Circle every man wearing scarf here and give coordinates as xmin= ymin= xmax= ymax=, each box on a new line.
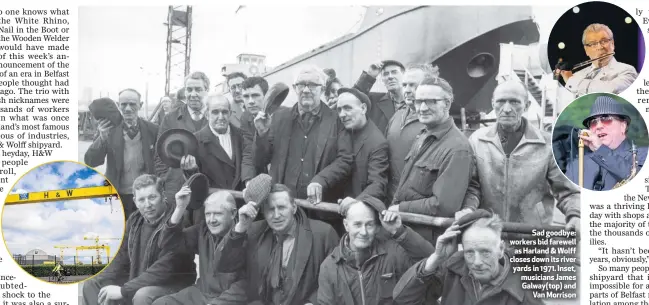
xmin=394 ymin=210 xmax=544 ymax=305
xmin=462 ymin=80 xmax=580 ymax=237
xmin=153 ymin=189 xmax=247 ymax=305
xmin=84 ymin=90 xmax=159 ymax=218
xmin=217 ymin=184 xmax=339 ymax=305
xmin=318 ymin=196 xmax=434 ymax=305
xmin=82 ymin=175 xmax=196 ymax=305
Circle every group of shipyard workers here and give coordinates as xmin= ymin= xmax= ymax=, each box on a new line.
xmin=82 ymin=51 xmax=585 ymax=304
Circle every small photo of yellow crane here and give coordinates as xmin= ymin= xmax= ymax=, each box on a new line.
xmin=1 ymin=160 xmax=126 ymax=285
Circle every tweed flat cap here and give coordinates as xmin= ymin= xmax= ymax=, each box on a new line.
xmin=244 ymin=174 xmax=273 ymax=209
xmin=338 ymin=88 xmax=372 ymax=112
xmin=381 ymin=60 xmax=405 ymax=71
xmin=583 ymin=95 xmax=630 ymax=127
xmin=456 ymin=209 xmax=493 ymax=231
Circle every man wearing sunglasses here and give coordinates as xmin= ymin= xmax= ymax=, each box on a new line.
xmin=390 ymin=76 xmax=474 ymax=243
xmin=556 ymin=23 xmax=638 ymax=98
xmin=566 ymin=95 xmax=648 ymax=191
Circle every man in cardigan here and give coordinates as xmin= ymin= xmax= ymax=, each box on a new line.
xmin=153 ymin=189 xmax=247 ymax=305
xmin=84 ymin=91 xmax=158 ymax=218
xmin=82 ymin=174 xmax=196 ymax=305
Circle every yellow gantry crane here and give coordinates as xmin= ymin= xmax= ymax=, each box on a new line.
xmin=53 ymin=245 xmax=76 ymax=262
xmin=76 ymin=245 xmax=111 ymax=265
xmin=5 ymin=183 xmax=119 ymax=205
xmin=84 ymin=236 xmax=120 ymax=264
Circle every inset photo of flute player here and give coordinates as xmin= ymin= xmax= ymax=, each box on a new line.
xmin=547 ymin=1 xmax=644 ymax=99
xmin=552 ymin=94 xmax=648 ymax=191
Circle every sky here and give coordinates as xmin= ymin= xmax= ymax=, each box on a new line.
xmin=2 ymin=161 xmax=125 ymax=264
xmin=78 ymin=5 xmax=570 ymax=115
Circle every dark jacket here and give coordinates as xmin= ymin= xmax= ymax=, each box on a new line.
xmin=566 ymin=139 xmax=648 ymax=191
xmin=217 ymin=208 xmax=340 ymax=305
xmin=346 ymin=120 xmax=389 ymax=202
xmin=100 ymin=208 xmax=197 ymax=300
xmin=185 ymin=124 xmax=245 ymax=191
xmin=253 ymin=103 xmax=353 ymax=201
xmin=393 ymin=252 xmax=544 ymax=305
xmin=155 ymin=106 xmax=208 ymax=201
xmin=161 ymin=221 xmax=247 ymax=305
xmin=354 ymin=71 xmax=399 ymax=134
xmin=318 ymin=226 xmax=434 ymax=305
xmin=84 ymin=118 xmax=158 ymax=192
xmin=240 ymin=110 xmax=268 ymax=183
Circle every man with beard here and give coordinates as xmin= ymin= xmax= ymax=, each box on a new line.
xmin=556 ymin=23 xmax=638 ymax=98
xmin=85 ymin=90 xmax=158 ymax=217
xmin=566 ymin=95 xmax=648 ymax=191
xmin=153 ymin=189 xmax=247 ymax=305
xmin=226 ymin=72 xmax=248 ymax=128
xmin=180 ymin=94 xmax=245 ymax=223
xmin=318 ymin=198 xmax=434 ymax=305
xmin=390 ymin=76 xmax=474 ymax=242
xmin=393 ymin=210 xmax=544 ymax=305
xmin=335 ymin=88 xmax=389 ymax=205
xmin=252 ymin=65 xmax=352 ymax=207
xmin=156 ymin=72 xmax=210 ymax=222
xmin=240 ymin=76 xmax=269 ymax=185
xmin=353 ymin=60 xmax=406 ymax=133
xmin=385 ymin=64 xmax=437 ymax=202
xmin=82 ymin=174 xmax=196 ymax=305
xmin=218 ymin=184 xmax=339 ymax=305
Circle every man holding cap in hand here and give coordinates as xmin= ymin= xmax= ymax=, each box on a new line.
xmin=318 ymin=195 xmax=434 ymax=305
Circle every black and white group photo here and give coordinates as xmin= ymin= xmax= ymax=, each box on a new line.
xmin=77 ymin=5 xmax=588 ymax=305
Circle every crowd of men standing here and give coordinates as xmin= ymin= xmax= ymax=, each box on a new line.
xmin=82 ymin=60 xmax=581 ymax=305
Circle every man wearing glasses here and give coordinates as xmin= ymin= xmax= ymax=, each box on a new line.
xmin=556 ymin=23 xmax=638 ymax=97
xmin=566 ymin=95 xmax=648 ymax=191
xmin=390 ymin=76 xmax=474 ymax=243
xmin=253 ymin=65 xmax=352 ymax=233
xmin=85 ymin=90 xmax=159 ymax=218
xmin=226 ymin=72 xmax=248 ymax=128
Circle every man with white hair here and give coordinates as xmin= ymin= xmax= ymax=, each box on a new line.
xmin=556 ymin=23 xmax=638 ymax=97
xmin=252 ymin=64 xmax=352 ymax=231
xmin=153 ymin=189 xmax=247 ymax=305
xmin=393 ymin=210 xmax=544 ymax=305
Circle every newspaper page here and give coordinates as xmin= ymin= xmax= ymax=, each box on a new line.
xmin=0 ymin=1 xmax=647 ymax=305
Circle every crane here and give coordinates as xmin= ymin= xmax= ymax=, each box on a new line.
xmin=5 ymin=183 xmax=118 ymax=205
xmin=76 ymin=245 xmax=111 ymax=265
xmin=84 ymin=236 xmax=120 ymax=264
xmin=53 ymin=245 xmax=76 ymax=263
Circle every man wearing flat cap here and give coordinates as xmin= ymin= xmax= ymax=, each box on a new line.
xmin=463 ymin=80 xmax=580 ymax=235
xmin=85 ymin=90 xmax=159 ymax=217
xmin=318 ymin=196 xmax=434 ymax=305
xmin=566 ymin=95 xmax=648 ymax=191
xmin=335 ymin=88 xmax=389 ymax=206
xmin=217 ymin=183 xmax=339 ymax=305
xmin=393 ymin=210 xmax=544 ymax=305
xmin=156 ymin=71 xmax=211 ymax=222
xmin=556 ymin=23 xmax=638 ymax=98
xmin=353 ymin=60 xmax=406 ymax=133
xmin=153 ymin=188 xmax=247 ymax=305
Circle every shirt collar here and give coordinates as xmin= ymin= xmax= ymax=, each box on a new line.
xmin=210 ymin=124 xmax=230 ymax=137
xmin=419 ymin=116 xmax=455 ymax=140
xmin=589 ymin=56 xmax=617 ymax=71
xmin=293 ymin=101 xmax=323 ymax=119
xmin=123 ymin=119 xmax=138 ymax=129
xmin=187 ymin=104 xmax=206 ymax=117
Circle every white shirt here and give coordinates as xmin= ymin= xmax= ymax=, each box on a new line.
xmin=564 ymin=57 xmax=638 ymax=98
xmin=210 ymin=125 xmax=233 ymax=160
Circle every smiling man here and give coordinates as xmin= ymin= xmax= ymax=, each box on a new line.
xmin=556 ymin=23 xmax=638 ymax=97
xmin=566 ymin=95 xmax=648 ymax=191
xmin=218 ymin=184 xmax=339 ymax=305
xmin=390 ymin=76 xmax=474 ymax=243
xmin=153 ymin=189 xmax=247 ymax=305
